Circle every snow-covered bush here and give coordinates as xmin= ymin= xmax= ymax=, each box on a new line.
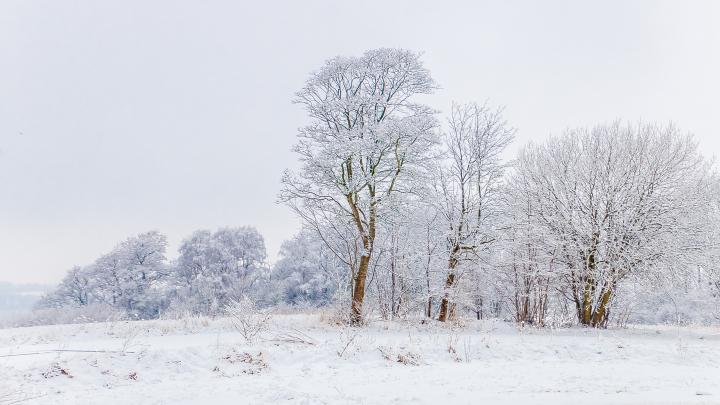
xmin=225 ymin=296 xmax=273 ymax=343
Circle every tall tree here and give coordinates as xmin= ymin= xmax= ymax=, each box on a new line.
xmin=281 ymin=48 xmax=437 ymax=324
xmin=432 ymin=103 xmax=514 ymax=321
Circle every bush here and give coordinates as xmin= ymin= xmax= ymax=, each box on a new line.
xmin=225 ymin=296 xmax=273 ymax=343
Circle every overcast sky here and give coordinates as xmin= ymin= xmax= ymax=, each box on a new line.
xmin=1 ymin=1 xmax=719 ymax=284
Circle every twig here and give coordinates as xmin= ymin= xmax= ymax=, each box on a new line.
xmin=0 ymin=349 xmax=135 ymax=358
xmin=267 ymin=328 xmax=316 ymax=345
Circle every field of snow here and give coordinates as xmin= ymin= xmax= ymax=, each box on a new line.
xmin=1 ymin=313 xmax=719 ymax=404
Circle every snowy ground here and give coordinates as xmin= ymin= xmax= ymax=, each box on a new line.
xmin=1 ymin=313 xmax=719 ymax=404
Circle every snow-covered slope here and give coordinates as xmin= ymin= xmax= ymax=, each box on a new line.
xmin=2 ymin=314 xmax=719 ymax=404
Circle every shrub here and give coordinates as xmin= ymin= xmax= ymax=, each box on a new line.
xmin=225 ymin=296 xmax=273 ymax=343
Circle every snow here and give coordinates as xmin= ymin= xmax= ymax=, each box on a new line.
xmin=2 ymin=313 xmax=719 ymax=404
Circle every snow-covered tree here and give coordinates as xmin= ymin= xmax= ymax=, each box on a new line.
xmin=266 ymin=229 xmax=344 ymax=307
xmin=39 ymin=231 xmax=169 ymax=319
xmin=93 ymin=231 xmax=168 ymax=318
xmin=170 ymin=226 xmax=267 ymax=314
xmin=508 ymin=122 xmax=718 ymax=327
xmin=431 ymin=102 xmax=514 ymax=321
xmin=37 ymin=266 xmax=92 ymax=308
xmin=281 ymin=48 xmax=438 ymax=324
xmin=495 ymin=179 xmax=558 ymax=326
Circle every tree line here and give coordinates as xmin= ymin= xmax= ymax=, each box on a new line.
xmin=38 ymin=228 xmax=342 ymax=319
xmin=279 ymin=48 xmax=720 ymax=327
xmin=41 ymin=48 xmax=720 ymax=327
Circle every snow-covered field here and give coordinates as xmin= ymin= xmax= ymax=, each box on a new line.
xmin=2 ymin=313 xmax=719 ymax=404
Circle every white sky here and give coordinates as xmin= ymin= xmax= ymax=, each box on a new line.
xmin=1 ymin=1 xmax=719 ymax=284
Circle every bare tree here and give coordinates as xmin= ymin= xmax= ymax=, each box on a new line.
xmin=432 ymin=103 xmax=514 ymax=322
xmin=509 ymin=122 xmax=718 ymax=327
xmin=36 ymin=266 xmax=91 ymax=308
xmin=498 ymin=184 xmax=556 ymax=326
xmin=173 ymin=227 xmax=267 ymax=314
xmin=38 ymin=231 xmax=169 ymax=319
xmin=280 ymin=48 xmax=437 ymax=324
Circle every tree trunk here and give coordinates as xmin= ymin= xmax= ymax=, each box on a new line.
xmin=576 ymin=251 xmax=598 ymax=326
xmin=350 ymin=254 xmax=370 ymax=325
xmin=590 ymin=284 xmax=613 ymax=327
xmin=581 ymin=278 xmax=595 ymax=325
xmin=438 ymin=248 xmax=459 ymax=322
xmin=390 ymin=257 xmax=397 ymax=318
xmin=345 ymin=185 xmax=376 ymax=325
xmin=425 ymin=259 xmax=433 ymax=318
xmin=575 ymin=279 xmax=614 ymax=328
xmin=437 ymin=272 xmax=455 ymax=322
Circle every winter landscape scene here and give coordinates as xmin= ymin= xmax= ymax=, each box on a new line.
xmin=2 ymin=1 xmax=720 ymax=404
